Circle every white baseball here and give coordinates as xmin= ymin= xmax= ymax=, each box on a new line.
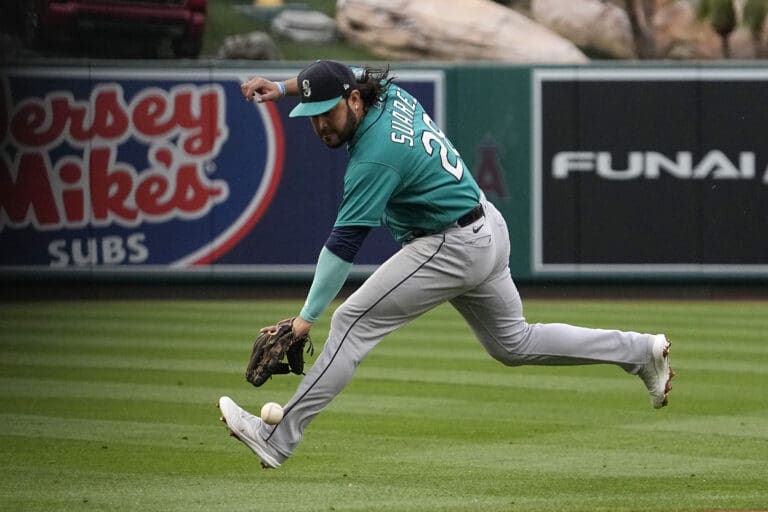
xmin=260 ymin=402 xmax=284 ymax=425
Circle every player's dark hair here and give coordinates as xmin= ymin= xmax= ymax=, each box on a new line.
xmin=344 ymin=65 xmax=394 ymax=111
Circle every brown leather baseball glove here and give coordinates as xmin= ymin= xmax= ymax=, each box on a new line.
xmin=245 ymin=318 xmax=314 ymax=387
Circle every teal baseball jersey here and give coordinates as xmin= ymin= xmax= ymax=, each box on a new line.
xmin=334 ymin=84 xmax=481 ymax=242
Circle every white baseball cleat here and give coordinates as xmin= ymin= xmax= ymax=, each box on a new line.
xmin=638 ymin=334 xmax=674 ymax=409
xmin=218 ymin=396 xmax=282 ymax=469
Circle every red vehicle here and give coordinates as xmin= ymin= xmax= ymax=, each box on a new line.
xmin=21 ymin=0 xmax=207 ymax=58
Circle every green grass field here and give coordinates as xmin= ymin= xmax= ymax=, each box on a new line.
xmin=2 ymin=298 xmax=767 ymax=511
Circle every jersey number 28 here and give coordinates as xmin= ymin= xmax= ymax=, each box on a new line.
xmin=420 ymin=113 xmax=464 ymax=181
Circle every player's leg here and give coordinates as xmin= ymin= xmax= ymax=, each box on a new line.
xmin=449 ymin=200 xmax=672 ymax=405
xmin=450 ymin=270 xmax=650 ymax=371
xmin=262 ymin=232 xmax=482 ymax=460
xmin=450 ymin=272 xmax=672 ymax=407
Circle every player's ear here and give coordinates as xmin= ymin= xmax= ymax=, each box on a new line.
xmin=348 ymin=90 xmax=363 ymax=113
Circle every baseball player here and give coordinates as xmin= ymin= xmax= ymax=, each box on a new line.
xmin=218 ymin=60 xmax=674 ymax=469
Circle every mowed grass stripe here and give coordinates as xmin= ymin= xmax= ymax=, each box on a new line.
xmin=11 ymin=340 xmax=762 ymax=376
xmin=1 ymin=299 xmax=297 ymax=319
xmin=0 ymin=376 xmax=239 ymax=404
xmin=0 ymin=414 xmax=225 ymax=451
xmin=522 ymin=299 xmax=768 ymax=316
xmin=1 ymin=320 xmax=254 ymax=346
xmin=620 ymin=414 xmax=768 ymax=439
xmin=0 ymin=331 xmax=253 ymax=353
xmin=5 ymin=355 xmax=761 ymax=405
xmin=388 ymin=438 xmax=765 ymax=477
xmin=4 ymin=419 xmax=761 ymax=511
xmin=0 ymin=368 xmax=647 ymax=403
xmin=0 ymin=461 xmax=539 ymax=512
xmin=2 ymin=417 xmax=762 ymax=500
xmin=0 ymin=300 xmax=305 ymax=346
xmin=2 ymin=325 xmax=485 ymax=353
xmin=0 ymin=352 xmax=241 ymax=372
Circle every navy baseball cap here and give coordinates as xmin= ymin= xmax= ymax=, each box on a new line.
xmin=289 ymin=60 xmax=356 ymax=118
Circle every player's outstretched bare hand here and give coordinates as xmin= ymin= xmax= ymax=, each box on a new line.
xmin=241 ymin=77 xmax=282 ymax=103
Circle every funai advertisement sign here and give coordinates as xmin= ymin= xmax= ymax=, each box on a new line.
xmin=533 ymin=68 xmax=768 ymax=276
xmin=0 ymin=66 xmax=443 ymax=274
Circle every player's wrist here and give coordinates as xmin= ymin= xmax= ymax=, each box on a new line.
xmin=293 ymin=315 xmax=313 ymax=337
xmin=298 ymin=306 xmax=318 ymax=324
xmin=276 ymin=81 xmax=287 ymax=98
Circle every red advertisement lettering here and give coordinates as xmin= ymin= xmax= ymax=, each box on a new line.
xmin=9 ymin=83 xmax=227 ymax=156
xmin=1 ymin=153 xmax=60 ymax=229
xmin=1 ymin=82 xmax=230 ymax=231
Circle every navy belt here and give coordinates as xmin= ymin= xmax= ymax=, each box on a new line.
xmin=456 ymin=203 xmax=484 ymax=227
xmin=407 ymin=204 xmax=484 ymax=241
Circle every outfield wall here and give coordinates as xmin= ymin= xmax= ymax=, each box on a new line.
xmin=2 ymin=61 xmax=767 ymax=284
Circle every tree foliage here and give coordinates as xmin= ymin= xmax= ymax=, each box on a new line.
xmin=743 ymin=0 xmax=768 ymax=56
xmin=696 ymin=0 xmax=737 ymax=56
xmin=621 ymin=0 xmax=768 ymax=59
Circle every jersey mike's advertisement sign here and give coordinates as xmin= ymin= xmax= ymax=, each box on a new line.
xmin=533 ymin=68 xmax=768 ymax=276
xmin=1 ymin=68 xmax=284 ymax=271
xmin=0 ymin=66 xmax=442 ymax=275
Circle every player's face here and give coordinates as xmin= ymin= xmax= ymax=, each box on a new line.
xmin=310 ymin=92 xmax=363 ymax=148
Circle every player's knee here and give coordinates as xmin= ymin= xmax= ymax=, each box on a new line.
xmin=480 ymin=323 xmax=531 ymax=366
xmin=486 ymin=347 xmax=526 ymax=366
xmin=329 ymin=302 xmax=358 ymax=334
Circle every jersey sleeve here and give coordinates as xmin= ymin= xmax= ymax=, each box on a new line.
xmin=335 ymin=162 xmax=401 ymax=228
xmin=325 ymin=225 xmax=372 ymax=263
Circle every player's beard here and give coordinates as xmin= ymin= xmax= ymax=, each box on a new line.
xmin=320 ymin=104 xmax=358 ymax=149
